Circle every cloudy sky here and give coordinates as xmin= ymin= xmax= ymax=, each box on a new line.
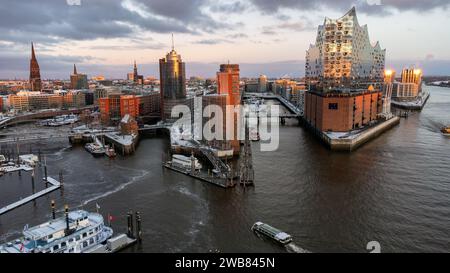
xmin=1 ymin=0 xmax=449 ymax=79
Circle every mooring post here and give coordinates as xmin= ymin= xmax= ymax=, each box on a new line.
xmin=59 ymin=170 xmax=64 ymax=186
xmin=31 ymin=169 xmax=35 ymax=194
xmin=129 ymin=211 xmax=134 ymax=239
xmin=64 ymin=205 xmax=70 ymax=231
xmin=135 ymin=211 xmax=142 ymax=242
xmin=126 ymin=212 xmax=133 ymax=238
xmin=51 ymin=200 xmax=56 ymax=220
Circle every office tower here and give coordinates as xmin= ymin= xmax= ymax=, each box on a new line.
xmin=159 ymin=35 xmax=188 ymax=121
xmin=384 ymin=70 xmax=396 ymax=84
xmin=217 ymin=64 xmax=240 ymax=105
xmin=258 ymin=75 xmax=268 ymax=93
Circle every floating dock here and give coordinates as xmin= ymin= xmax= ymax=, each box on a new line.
xmin=0 ymin=177 xmax=61 ymax=216
xmin=85 ymin=234 xmax=137 ymax=253
xmin=163 ymin=163 xmax=230 ymax=188
xmin=391 ymin=92 xmax=430 ymax=110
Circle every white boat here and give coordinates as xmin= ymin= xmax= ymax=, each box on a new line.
xmin=40 ymin=114 xmax=79 ymax=127
xmin=0 ymin=210 xmax=113 ymax=253
xmin=85 ymin=143 xmax=105 ymax=157
xmin=171 ymin=154 xmax=202 ymax=170
xmin=251 ymin=222 xmax=292 ymax=245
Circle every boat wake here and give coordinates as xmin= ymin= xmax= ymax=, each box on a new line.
xmin=0 ymin=230 xmax=22 ymax=243
xmin=421 ymin=116 xmax=446 ymax=133
xmin=285 ymin=243 xmax=311 ymax=253
xmin=78 ymin=168 xmax=150 ymax=208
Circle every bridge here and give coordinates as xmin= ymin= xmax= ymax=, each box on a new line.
xmin=0 ymin=106 xmax=95 ymax=128
xmin=243 ymin=92 xmax=303 ymax=117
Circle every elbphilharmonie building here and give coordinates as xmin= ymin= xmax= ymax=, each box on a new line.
xmin=305 ymin=7 xmax=385 ymax=90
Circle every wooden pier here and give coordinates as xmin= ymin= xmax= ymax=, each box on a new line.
xmin=0 ymin=177 xmax=61 ymax=216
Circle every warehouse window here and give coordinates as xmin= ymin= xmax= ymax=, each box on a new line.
xmin=328 ymin=103 xmax=338 ymax=110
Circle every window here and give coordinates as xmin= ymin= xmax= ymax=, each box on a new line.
xmin=328 ymin=103 xmax=338 ymax=110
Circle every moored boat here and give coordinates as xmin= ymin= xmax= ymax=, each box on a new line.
xmin=441 ymin=126 xmax=450 ymax=136
xmin=0 ymin=210 xmax=113 ymax=253
xmin=85 ymin=143 xmax=105 ymax=157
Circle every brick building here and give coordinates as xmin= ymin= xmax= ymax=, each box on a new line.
xmin=305 ymin=88 xmax=382 ymax=132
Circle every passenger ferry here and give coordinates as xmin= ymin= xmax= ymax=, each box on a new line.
xmin=251 ymin=222 xmax=292 ymax=245
xmin=441 ymin=126 xmax=450 ymax=136
xmin=0 ymin=210 xmax=113 ymax=253
xmin=171 ymin=154 xmax=202 ymax=171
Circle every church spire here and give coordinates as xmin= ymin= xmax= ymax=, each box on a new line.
xmin=73 ymin=64 xmax=77 ymax=75
xmin=31 ymin=42 xmax=36 ymax=60
xmin=30 ymin=42 xmax=41 ymax=91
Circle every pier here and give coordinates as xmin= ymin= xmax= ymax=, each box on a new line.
xmin=0 ymin=177 xmax=61 ymax=216
xmin=243 ymin=92 xmax=303 ymax=117
xmin=391 ymin=92 xmax=430 ymax=110
xmin=163 ymin=163 xmax=229 ymax=188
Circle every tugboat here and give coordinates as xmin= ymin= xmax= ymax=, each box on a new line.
xmin=85 ymin=143 xmax=105 ymax=157
xmin=441 ymin=126 xmax=450 ymax=136
xmin=0 ymin=209 xmax=113 ymax=253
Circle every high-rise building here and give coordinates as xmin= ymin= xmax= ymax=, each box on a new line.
xmin=217 ymin=64 xmax=240 ymax=105
xmin=304 ymin=7 xmax=384 ymax=132
xmin=305 ymin=7 xmax=385 ymax=90
xmin=159 ymin=35 xmax=188 ymax=121
xmin=29 ymin=43 xmax=42 ymax=92
xmin=401 ymin=67 xmax=422 ymax=92
xmin=258 ymin=75 xmax=268 ymax=93
xmin=384 ymin=69 xmax=396 ymax=84
xmin=70 ymin=64 xmax=88 ymax=89
xmin=203 ymin=64 xmax=241 ymax=155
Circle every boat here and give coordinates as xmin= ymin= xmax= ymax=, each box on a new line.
xmin=105 ymin=146 xmax=117 ymax=158
xmin=39 ymin=114 xmax=79 ymax=127
xmin=250 ymin=128 xmax=260 ymax=141
xmin=251 ymin=222 xmax=292 ymax=245
xmin=171 ymin=154 xmax=202 ymax=171
xmin=85 ymin=143 xmax=105 ymax=157
xmin=441 ymin=126 xmax=450 ymax=136
xmin=0 ymin=210 xmax=113 ymax=253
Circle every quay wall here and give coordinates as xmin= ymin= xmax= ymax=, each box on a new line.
xmin=301 ymin=116 xmax=400 ymax=152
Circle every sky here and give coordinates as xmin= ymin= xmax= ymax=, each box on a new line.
xmin=0 ymin=0 xmax=449 ymax=79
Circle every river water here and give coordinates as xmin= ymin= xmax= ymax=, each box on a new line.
xmin=0 ymin=86 xmax=449 ymax=253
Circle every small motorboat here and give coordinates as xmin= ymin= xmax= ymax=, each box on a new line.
xmin=105 ymin=146 xmax=117 ymax=158
xmin=441 ymin=126 xmax=450 ymax=136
